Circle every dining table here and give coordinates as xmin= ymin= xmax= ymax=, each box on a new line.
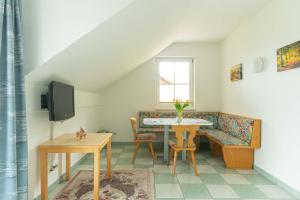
xmin=143 ymin=118 xmax=213 ymax=162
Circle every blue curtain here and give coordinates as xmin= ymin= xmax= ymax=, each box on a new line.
xmin=0 ymin=0 xmax=28 ymax=199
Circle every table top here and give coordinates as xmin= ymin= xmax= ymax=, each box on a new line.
xmin=39 ymin=133 xmax=112 ymax=148
xmin=143 ymin=118 xmax=213 ymax=126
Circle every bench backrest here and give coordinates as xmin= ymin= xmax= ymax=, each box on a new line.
xmin=217 ymin=113 xmax=261 ymax=148
xmin=138 ymin=111 xmax=219 ymax=129
xmin=138 ymin=111 xmax=176 ymax=129
xmin=183 ymin=112 xmax=219 ymax=129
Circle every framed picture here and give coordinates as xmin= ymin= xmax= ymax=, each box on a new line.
xmin=230 ymin=64 xmax=242 ymax=82
xmin=277 ymin=40 xmax=300 ymax=72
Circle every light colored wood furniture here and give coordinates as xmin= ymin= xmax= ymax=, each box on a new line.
xmin=130 ymin=117 xmax=157 ymax=163
xmin=204 ymin=113 xmax=261 ymax=169
xmin=168 ymin=125 xmax=200 ymax=176
xmin=143 ymin=118 xmax=212 ymax=162
xmin=39 ymin=133 xmax=112 ymax=200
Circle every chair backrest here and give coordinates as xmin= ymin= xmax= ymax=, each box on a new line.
xmin=130 ymin=117 xmax=138 ymax=139
xmin=171 ymin=125 xmax=200 ymax=149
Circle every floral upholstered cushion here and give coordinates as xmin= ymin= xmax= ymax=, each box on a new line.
xmin=217 ymin=113 xmax=254 ymax=145
xmin=138 ymin=128 xmax=164 ymax=133
xmin=138 ymin=112 xmax=256 ymax=145
xmin=138 ymin=111 xmax=177 ymax=129
xmin=183 ymin=112 xmax=219 ymax=129
xmin=136 ymin=133 xmax=156 ymax=140
xmin=138 ymin=111 xmax=218 ymax=129
xmin=205 ymin=129 xmax=249 ymax=146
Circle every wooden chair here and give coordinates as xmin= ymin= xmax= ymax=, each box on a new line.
xmin=130 ymin=117 xmax=157 ymax=164
xmin=168 ymin=125 xmax=200 ymax=176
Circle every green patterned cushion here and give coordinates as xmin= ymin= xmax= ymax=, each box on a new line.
xmin=137 ymin=111 xmax=257 ymax=146
xmin=183 ymin=112 xmax=219 ymax=129
xmin=206 ymin=129 xmax=249 ymax=146
xmin=138 ymin=128 xmax=164 ymax=133
xmin=217 ymin=113 xmax=254 ymax=145
xmin=138 ymin=111 xmax=218 ymax=129
xmin=136 ymin=133 xmax=156 ymax=140
xmin=138 ymin=111 xmax=177 ymax=129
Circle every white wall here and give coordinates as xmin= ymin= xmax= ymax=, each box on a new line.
xmin=101 ymin=42 xmax=221 ymax=141
xmin=221 ymin=0 xmax=300 ymax=193
xmin=26 ymin=83 xmax=103 ymax=199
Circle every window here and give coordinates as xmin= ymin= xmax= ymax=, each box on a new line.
xmin=157 ymin=58 xmax=194 ymax=108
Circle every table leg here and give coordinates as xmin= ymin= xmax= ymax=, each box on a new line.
xmin=106 ymin=138 xmax=112 ymax=179
xmin=66 ymin=153 xmax=71 ymax=181
xmin=94 ymin=149 xmax=100 ymax=200
xmin=164 ymin=125 xmax=169 ymax=163
xmin=40 ymin=149 xmax=48 ymax=200
xmin=182 ymin=131 xmax=187 ymax=161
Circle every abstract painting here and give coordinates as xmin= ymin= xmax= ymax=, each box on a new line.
xmin=277 ymin=40 xmax=300 ymax=72
xmin=230 ymin=64 xmax=242 ymax=81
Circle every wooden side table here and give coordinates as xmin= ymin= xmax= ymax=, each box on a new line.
xmin=39 ymin=133 xmax=112 ymax=200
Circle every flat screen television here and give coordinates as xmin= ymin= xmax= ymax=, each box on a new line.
xmin=48 ymin=81 xmax=75 ymax=121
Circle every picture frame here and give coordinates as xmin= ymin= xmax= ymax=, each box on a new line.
xmin=277 ymin=40 xmax=300 ymax=72
xmin=230 ymin=64 xmax=242 ymax=82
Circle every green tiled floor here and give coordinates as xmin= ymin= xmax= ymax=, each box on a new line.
xmin=49 ymin=144 xmax=296 ymax=200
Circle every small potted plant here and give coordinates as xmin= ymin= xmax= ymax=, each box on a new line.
xmin=173 ymin=99 xmax=190 ymax=123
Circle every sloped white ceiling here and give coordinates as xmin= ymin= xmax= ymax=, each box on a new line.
xmin=174 ymin=0 xmax=271 ymax=42
xmin=23 ymin=0 xmax=135 ymax=73
xmin=25 ymin=0 xmax=271 ymax=92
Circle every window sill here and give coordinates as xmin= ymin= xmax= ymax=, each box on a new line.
xmin=155 ymin=108 xmax=196 ymax=112
xmin=156 ymin=103 xmax=195 ymax=111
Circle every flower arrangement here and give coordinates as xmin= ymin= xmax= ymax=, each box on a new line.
xmin=173 ymin=99 xmax=190 ymax=123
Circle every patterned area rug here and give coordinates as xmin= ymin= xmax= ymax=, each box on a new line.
xmin=54 ymin=170 xmax=154 ymax=200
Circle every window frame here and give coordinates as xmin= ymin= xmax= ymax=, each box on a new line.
xmin=156 ymin=57 xmax=195 ymax=110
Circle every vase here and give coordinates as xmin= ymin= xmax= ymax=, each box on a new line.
xmin=177 ymin=110 xmax=183 ymax=123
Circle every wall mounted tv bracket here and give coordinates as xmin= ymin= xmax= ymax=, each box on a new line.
xmin=41 ymin=93 xmax=48 ymax=109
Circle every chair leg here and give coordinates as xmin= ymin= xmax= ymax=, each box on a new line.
xmin=190 ymin=150 xmax=199 ymax=176
xmin=148 ymin=143 xmax=157 ymax=163
xmin=132 ymin=142 xmax=140 ymax=164
xmin=147 ymin=143 xmax=152 ymax=153
xmin=186 ymin=151 xmax=191 ymax=163
xmin=195 ymin=136 xmax=200 ymax=152
xmin=172 ymin=151 xmax=178 ymax=176
xmin=168 ymin=147 xmax=174 ymax=165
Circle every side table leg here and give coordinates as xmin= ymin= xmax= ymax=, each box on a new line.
xmin=40 ymin=149 xmax=48 ymax=200
xmin=93 ymin=149 xmax=100 ymax=200
xmin=106 ymin=137 xmax=112 ymax=179
xmin=66 ymin=153 xmax=71 ymax=180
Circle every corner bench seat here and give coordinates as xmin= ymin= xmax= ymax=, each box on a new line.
xmin=138 ymin=111 xmax=261 ymax=169
xmin=138 ymin=127 xmax=164 ymax=134
xmin=136 ymin=133 xmax=156 ymax=140
xmin=205 ymin=129 xmax=249 ymax=146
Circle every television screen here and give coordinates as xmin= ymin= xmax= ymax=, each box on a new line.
xmin=48 ymin=81 xmax=75 ymax=121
